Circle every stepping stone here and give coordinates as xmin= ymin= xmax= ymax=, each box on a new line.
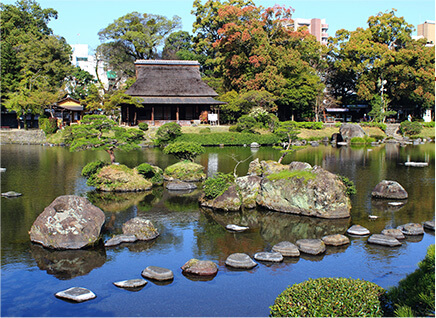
xmin=253 ymin=252 xmax=283 ymax=262
xmin=404 ymin=162 xmax=428 ymax=167
xmin=104 ymin=235 xmax=137 ymax=247
xmin=225 ymin=253 xmax=257 ymax=269
xmin=0 ymin=168 xmax=6 ymax=172
xmin=322 ymin=234 xmax=350 ymax=246
xmin=388 ymin=202 xmax=405 ymax=207
xmin=397 ymin=223 xmax=424 ymax=235
xmin=296 ymin=239 xmax=326 ymax=255
xmin=141 ymin=266 xmax=174 ymax=281
xmin=55 ymin=287 xmax=96 ymax=303
xmin=381 ymin=228 xmax=405 ymax=240
xmin=1 ymin=191 xmax=22 ymax=198
xmin=166 ymin=181 xmax=197 ymax=191
xmin=423 ymin=220 xmax=435 ymax=231
xmin=368 ymin=234 xmax=402 ymax=247
xmin=226 ymin=224 xmax=249 ymax=232
xmin=272 ymin=241 xmax=300 ymax=257
xmin=113 ymin=279 xmax=148 ymax=289
xmin=347 ymin=225 xmax=370 ymax=236
xmin=181 ymin=259 xmax=218 ymax=276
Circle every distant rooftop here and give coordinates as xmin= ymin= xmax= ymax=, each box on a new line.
xmin=134 ymin=60 xmax=200 ymax=66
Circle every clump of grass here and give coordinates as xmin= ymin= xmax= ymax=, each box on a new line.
xmin=267 ymin=169 xmax=316 ymax=182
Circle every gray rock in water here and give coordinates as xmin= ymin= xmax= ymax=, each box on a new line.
xmin=104 ymin=235 xmax=137 ymax=247
xmin=381 ymin=228 xmax=405 ymax=240
xmin=423 ymin=220 xmax=435 ymax=231
xmin=113 ymin=279 xmax=148 ymax=289
xmin=371 ymin=180 xmax=408 ymax=199
xmin=55 ymin=287 xmax=96 ymax=302
xmin=397 ymin=223 xmax=424 ymax=235
xmin=388 ymin=202 xmax=405 ymax=207
xmin=347 ymin=225 xmax=371 ymax=236
xmin=181 ymin=259 xmax=218 ymax=276
xmin=322 ymin=234 xmax=350 ymax=246
xmin=29 ymin=195 xmax=105 ymax=249
xmin=253 ymin=252 xmax=283 ymax=262
xmin=296 ymin=239 xmax=326 ymax=255
xmin=166 ymin=181 xmax=197 ymax=191
xmin=250 ymin=142 xmax=260 ymax=148
xmin=340 ymin=123 xmax=366 ymax=140
xmin=1 ymin=191 xmax=22 ymax=197
xmin=122 ymin=217 xmax=159 ymax=241
xmin=0 ymin=168 xmax=6 ymax=172
xmin=368 ymin=234 xmax=402 ymax=247
xmin=141 ymin=266 xmax=174 ymax=281
xmin=226 ymin=224 xmax=249 ymax=232
xmin=225 ymin=253 xmax=257 ymax=269
xmin=404 ymin=162 xmax=428 ymax=167
xmin=289 ymin=161 xmax=312 ymax=171
xmin=272 ymin=241 xmax=300 ymax=257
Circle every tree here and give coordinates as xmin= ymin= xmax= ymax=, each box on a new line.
xmin=273 ymin=121 xmax=300 ymax=164
xmin=155 ymin=122 xmax=182 ymax=146
xmin=65 ymin=67 xmax=96 ymax=100
xmin=67 ymin=115 xmax=144 ymax=164
xmin=161 ymin=31 xmax=202 ymax=61
xmin=163 ymin=141 xmax=205 ymax=162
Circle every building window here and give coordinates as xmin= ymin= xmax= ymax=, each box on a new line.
xmin=76 ymin=57 xmax=88 ymax=62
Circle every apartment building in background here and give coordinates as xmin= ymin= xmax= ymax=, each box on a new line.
xmin=284 ymin=18 xmax=329 ymax=45
xmin=416 ymin=20 xmax=435 ymax=46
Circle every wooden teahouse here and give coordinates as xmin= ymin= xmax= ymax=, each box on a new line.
xmin=51 ymin=97 xmax=84 ymax=126
xmin=122 ymin=60 xmax=225 ymax=126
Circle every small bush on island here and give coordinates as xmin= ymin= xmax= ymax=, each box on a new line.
xmin=163 ymin=141 xmax=205 ymax=162
xmin=81 ymin=160 xmax=108 ymax=179
xmin=138 ymin=122 xmax=149 ymax=131
xmin=136 ymin=163 xmax=163 ymax=185
xmin=385 ymin=244 xmax=435 ymax=317
xmin=203 ymin=173 xmax=234 ymax=200
xmin=400 ymin=121 xmax=423 ymax=136
xmin=269 ymin=277 xmax=385 ymax=317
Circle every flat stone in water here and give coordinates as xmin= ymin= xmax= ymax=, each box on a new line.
xmin=166 ymin=181 xmax=197 ymax=191
xmin=296 ymin=239 xmax=326 ymax=255
xmin=368 ymin=234 xmax=402 ymax=247
xmin=404 ymin=162 xmax=428 ymax=167
xmin=141 ymin=266 xmax=174 ymax=281
xmin=113 ymin=279 xmax=148 ymax=289
xmin=381 ymin=228 xmax=405 ymax=240
xmin=424 ymin=220 xmax=435 ymax=231
xmin=226 ymin=224 xmax=249 ymax=232
xmin=397 ymin=223 xmax=424 ymax=235
xmin=105 ymin=235 xmax=137 ymax=247
xmin=181 ymin=259 xmax=218 ymax=276
xmin=1 ymin=191 xmax=22 ymax=197
xmin=388 ymin=202 xmax=405 ymax=207
xmin=253 ymin=252 xmax=283 ymax=262
xmin=272 ymin=241 xmax=300 ymax=257
xmin=322 ymin=234 xmax=350 ymax=246
xmin=347 ymin=225 xmax=370 ymax=236
xmin=55 ymin=287 xmax=96 ymax=302
xmin=225 ymin=253 xmax=257 ymax=269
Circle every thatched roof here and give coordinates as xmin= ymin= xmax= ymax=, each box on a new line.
xmin=125 ymin=60 xmax=224 ymax=105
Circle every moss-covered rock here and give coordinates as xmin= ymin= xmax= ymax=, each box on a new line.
xmin=163 ymin=161 xmax=206 ymax=182
xmin=90 ymin=164 xmax=153 ymax=192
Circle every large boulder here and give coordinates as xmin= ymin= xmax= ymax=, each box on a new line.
xmin=122 ymin=217 xmax=159 ymax=240
xmin=163 ymin=161 xmax=206 ymax=182
xmin=199 ymin=185 xmax=241 ymax=211
xmin=371 ymin=180 xmax=408 ymax=200
xmin=92 ymin=164 xmax=153 ymax=192
xmin=256 ymin=164 xmax=351 ymax=219
xmin=236 ymin=175 xmax=262 ymax=209
xmin=29 ymin=195 xmax=105 ymax=249
xmin=339 ymin=124 xmax=366 ymax=140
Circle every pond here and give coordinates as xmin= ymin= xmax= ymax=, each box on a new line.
xmin=1 ymin=143 xmax=435 ymax=317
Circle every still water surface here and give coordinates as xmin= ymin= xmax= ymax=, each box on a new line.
xmin=1 ymin=143 xmax=435 ymax=317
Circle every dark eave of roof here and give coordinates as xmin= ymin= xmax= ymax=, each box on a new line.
xmin=134 ymin=96 xmax=225 ymax=105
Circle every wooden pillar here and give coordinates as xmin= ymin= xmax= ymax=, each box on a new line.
xmin=176 ymin=106 xmax=179 ymax=121
xmin=151 ymin=106 xmax=154 ymax=121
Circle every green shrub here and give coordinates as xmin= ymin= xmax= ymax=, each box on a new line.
xmin=236 ymin=115 xmax=257 ymax=133
xmin=155 ymin=122 xmax=182 ymax=145
xmin=136 ymin=163 xmax=163 ymax=185
xmin=270 ymin=277 xmax=385 ymax=317
xmin=203 ymin=173 xmax=234 ymax=200
xmin=350 ymin=136 xmax=376 ymax=144
xmin=338 ymin=175 xmax=357 ymax=195
xmin=174 ymin=132 xmax=280 ymax=146
xmin=163 ymin=141 xmax=205 ymax=161
xmin=39 ymin=117 xmax=58 ymax=135
xmin=370 ymin=134 xmax=385 ymax=141
xmin=360 ymin=122 xmax=387 ymax=131
xmin=138 ymin=122 xmax=149 ymax=131
xmin=81 ymin=160 xmax=108 ymax=178
xmin=229 ymin=125 xmax=238 ymax=132
xmin=199 ymin=127 xmax=211 ymax=133
xmin=385 ymin=244 xmax=435 ymax=317
xmin=400 ymin=121 xmax=423 ymax=136
xmin=422 ymin=121 xmax=435 ymax=128
xmin=296 ymin=122 xmax=323 ymax=130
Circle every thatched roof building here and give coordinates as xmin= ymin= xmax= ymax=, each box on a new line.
xmin=122 ymin=60 xmax=224 ymax=126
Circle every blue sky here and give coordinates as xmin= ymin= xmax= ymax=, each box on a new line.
xmin=3 ymin=0 xmax=435 ymax=53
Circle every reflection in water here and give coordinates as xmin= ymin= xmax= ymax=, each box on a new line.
xmin=87 ymin=191 xmax=150 ymax=213
xmin=30 ymin=243 xmax=106 ymax=280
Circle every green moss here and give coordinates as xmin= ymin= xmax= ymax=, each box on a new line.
xmin=164 ymin=161 xmax=206 ymax=181
xmin=266 ymin=170 xmax=316 ymax=182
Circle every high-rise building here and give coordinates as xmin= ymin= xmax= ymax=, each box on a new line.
xmin=71 ymin=44 xmax=111 ymax=86
xmin=417 ymin=20 xmax=435 ymax=46
xmin=283 ymin=18 xmax=329 ymax=45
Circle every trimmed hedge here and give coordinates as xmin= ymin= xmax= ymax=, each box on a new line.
xmin=360 ymin=122 xmax=387 ymax=131
xmin=270 ymin=277 xmax=385 ymax=317
xmin=174 ymin=132 xmax=280 ymax=146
